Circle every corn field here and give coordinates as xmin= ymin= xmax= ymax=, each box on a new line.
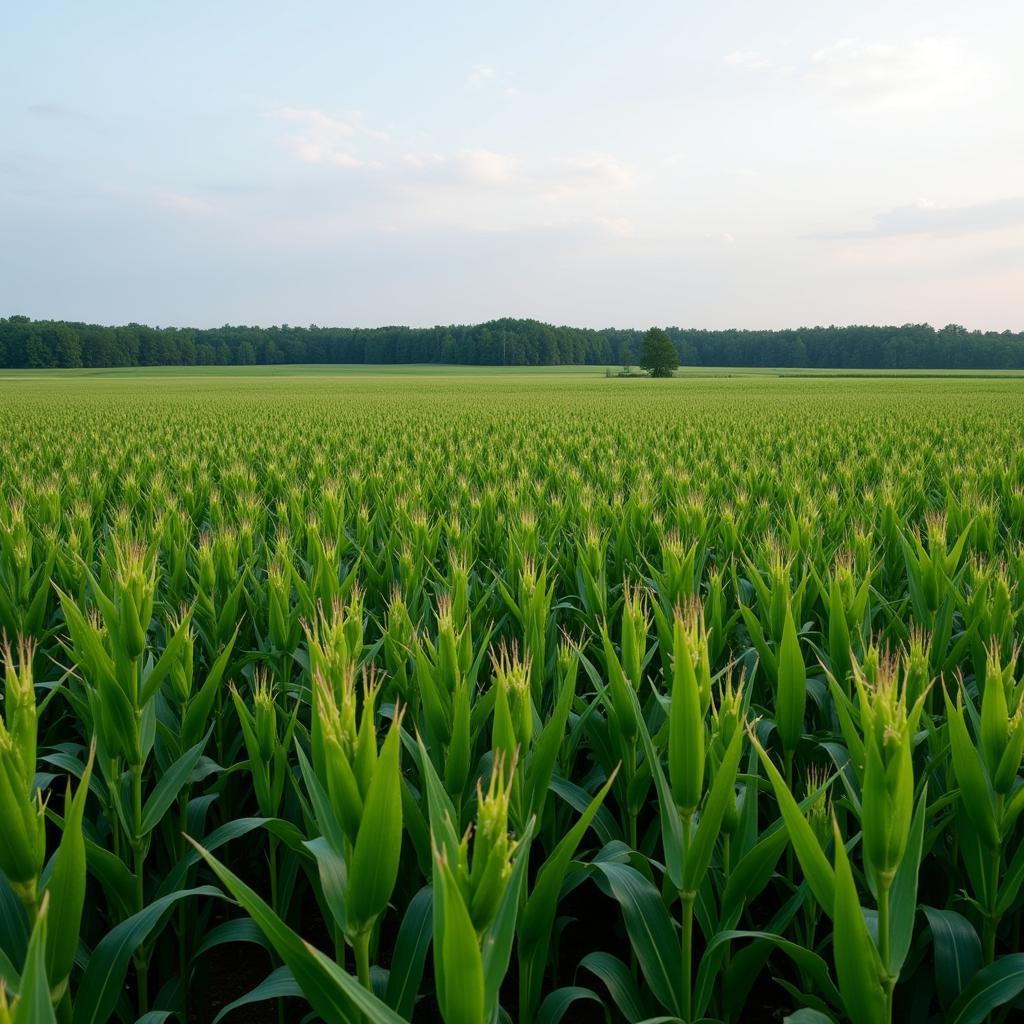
xmin=2 ymin=369 xmax=1024 ymax=1024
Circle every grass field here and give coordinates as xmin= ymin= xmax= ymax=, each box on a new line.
xmin=4 ymin=363 xmax=1024 ymax=383
xmin=2 ymin=367 xmax=1024 ymax=1024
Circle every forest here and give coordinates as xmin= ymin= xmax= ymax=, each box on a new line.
xmin=3 ymin=314 xmax=1024 ymax=370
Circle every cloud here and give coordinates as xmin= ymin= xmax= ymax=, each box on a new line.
xmin=820 ymin=196 xmax=1024 ymax=240
xmin=28 ymin=102 xmax=85 ymax=120
xmin=266 ymin=103 xmax=635 ymax=235
xmin=724 ymin=35 xmax=983 ymax=109
xmin=395 ymin=149 xmax=633 ymax=199
xmin=155 ymin=192 xmax=219 ymax=216
xmin=465 ymin=63 xmax=518 ymax=97
xmin=459 ymin=149 xmax=518 ymax=184
xmin=597 ymin=217 xmax=635 ymax=238
xmin=809 ymin=36 xmax=979 ymax=108
xmin=466 ymin=64 xmax=497 ymax=88
xmin=724 ymin=50 xmax=772 ymax=72
xmin=540 ymin=154 xmax=635 ymax=200
xmin=269 ymin=107 xmax=389 ymax=168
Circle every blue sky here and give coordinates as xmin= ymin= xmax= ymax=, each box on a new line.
xmin=3 ymin=1 xmax=1023 ymax=329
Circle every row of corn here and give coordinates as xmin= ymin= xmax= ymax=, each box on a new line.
xmin=0 ymin=375 xmax=1023 ymax=1023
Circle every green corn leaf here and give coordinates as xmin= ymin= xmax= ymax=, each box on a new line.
xmin=947 ymin=954 xmax=1024 ymax=1024
xmin=683 ymin=724 xmax=743 ymax=894
xmin=138 ymin=735 xmax=208 ymax=836
xmin=525 ymin=652 xmax=578 ymax=819
xmin=996 ymin=835 xmax=1024 ymax=915
xmin=536 ymin=986 xmax=605 ymax=1024
xmin=415 ymin=735 xmax=461 ymax=863
xmin=944 ymin=691 xmax=999 ymax=850
xmin=186 ymin=837 xmax=397 ymax=1024
xmin=295 ymin=743 xmax=347 ymax=855
xmin=591 ymin=861 xmax=681 ymax=1016
xmin=701 ymin=929 xmax=842 ymax=1011
xmin=749 ymin=731 xmax=836 ymax=915
xmin=72 ymin=886 xmax=221 ymax=1024
xmin=831 ymin=824 xmax=886 ymax=1024
xmin=158 ymin=815 xmax=309 ymax=899
xmin=720 ymin=820 xmax=788 ymax=927
xmin=82 ymin=837 xmax=135 ymax=919
xmin=668 ymin=615 xmax=704 ymax=814
xmin=922 ymin=906 xmax=983 ymax=1010
xmin=481 ymin=819 xmax=534 ymax=1019
xmin=304 ymin=836 xmax=349 ymax=935
xmin=785 ymin=1011 xmax=837 ymax=1024
xmin=42 ymin=742 xmax=94 ymax=988
xmin=433 ymin=855 xmax=485 ymax=1024
xmin=739 ymin=605 xmax=777 ymax=681
xmin=384 ymin=885 xmax=432 ymax=1017
xmin=181 ymin=625 xmax=238 ymax=747
xmin=11 ymin=893 xmax=54 ymax=1024
xmin=0 ymin=944 xmax=20 ymax=991
xmin=193 ymin=918 xmax=269 ymax=959
xmin=212 ymin=966 xmax=303 ymax=1024
xmin=776 ymin=603 xmax=806 ymax=756
xmin=519 ymin=772 xmax=616 ymax=1016
xmin=548 ymin=774 xmax=620 ymax=846
xmin=827 ymin=578 xmax=852 ymax=688
xmin=444 ymin=681 xmax=472 ymax=797
xmin=347 ymin=721 xmax=403 ymax=929
xmin=579 ymin=951 xmax=647 ymax=1024
xmin=887 ymin=783 xmax=926 ymax=973
xmin=304 ymin=943 xmax=412 ymax=1024
xmin=627 ymin=685 xmax=684 ymax=891
xmin=138 ymin=606 xmax=194 ymax=706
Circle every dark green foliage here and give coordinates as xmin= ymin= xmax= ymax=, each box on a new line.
xmin=3 ymin=315 xmax=1024 ymax=369
xmin=640 ymin=327 xmax=680 ymax=377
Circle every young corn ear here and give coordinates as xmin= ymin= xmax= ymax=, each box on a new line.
xmin=431 ymin=752 xmax=531 ymax=1024
xmin=43 ymin=741 xmax=96 ymax=1001
xmin=491 ymin=642 xmax=533 ymax=769
xmin=979 ymin=639 xmax=1024 ymax=793
xmin=668 ymin=602 xmax=707 ymax=818
xmin=0 ymin=637 xmax=45 ymax=913
xmin=776 ymin=599 xmax=807 ymax=759
xmin=853 ymin=651 xmax=925 ymax=889
xmin=312 ymin=668 xmax=405 ymax=932
xmin=231 ymin=671 xmax=298 ymax=819
xmin=710 ymin=669 xmax=745 ymax=836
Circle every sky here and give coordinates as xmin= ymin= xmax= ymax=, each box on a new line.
xmin=2 ymin=0 xmax=1023 ymax=330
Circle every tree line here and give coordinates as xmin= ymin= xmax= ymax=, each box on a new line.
xmin=3 ymin=314 xmax=1024 ymax=370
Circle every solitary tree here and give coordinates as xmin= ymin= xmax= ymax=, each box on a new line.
xmin=640 ymin=327 xmax=679 ymax=377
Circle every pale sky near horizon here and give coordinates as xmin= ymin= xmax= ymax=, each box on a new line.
xmin=3 ymin=1 xmax=1023 ymax=331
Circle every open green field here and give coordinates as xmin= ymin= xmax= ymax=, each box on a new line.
xmin=4 ymin=362 xmax=1024 ymax=383
xmin=2 ymin=368 xmax=1024 ymax=1024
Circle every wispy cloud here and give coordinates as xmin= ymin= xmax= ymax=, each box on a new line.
xmin=269 ymin=107 xmax=390 ymax=168
xmin=818 ymin=197 xmax=1024 ymax=239
xmin=28 ymin=101 xmax=86 ymax=120
xmin=724 ymin=35 xmax=984 ymax=109
xmin=269 ymin=102 xmax=634 ymax=222
xmin=466 ymin=64 xmax=496 ymax=88
xmin=809 ymin=37 xmax=980 ymax=109
xmin=155 ymin=192 xmax=219 ymax=217
xmin=724 ymin=50 xmax=773 ymax=72
xmin=465 ymin=63 xmax=518 ymax=97
xmin=393 ymin=149 xmax=634 ymax=200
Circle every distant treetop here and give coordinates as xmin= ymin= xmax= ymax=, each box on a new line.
xmin=640 ymin=327 xmax=681 ymax=377
xmin=0 ymin=316 xmax=1021 ymax=370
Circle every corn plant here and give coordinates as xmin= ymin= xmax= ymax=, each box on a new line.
xmin=1 ymin=370 xmax=1024 ymax=1023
